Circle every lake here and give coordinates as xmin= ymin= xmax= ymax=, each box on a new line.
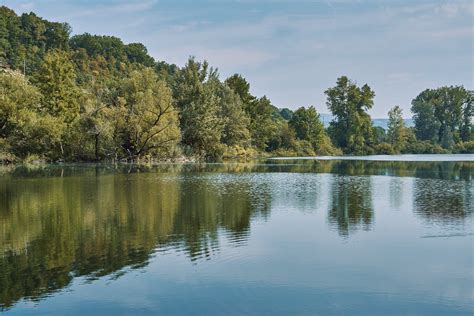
xmin=1 ymin=157 xmax=473 ymax=315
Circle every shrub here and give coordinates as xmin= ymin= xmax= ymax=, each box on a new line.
xmin=453 ymin=141 xmax=474 ymax=154
xmin=373 ymin=142 xmax=395 ymax=155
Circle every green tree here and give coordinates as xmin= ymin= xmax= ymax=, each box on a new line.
xmin=225 ymin=74 xmax=278 ymax=151
xmin=0 ymin=7 xmax=70 ymax=73
xmin=279 ymin=108 xmax=293 ymax=120
xmin=71 ymin=83 xmax=114 ymax=161
xmin=218 ymin=85 xmax=251 ymax=147
xmin=225 ymin=74 xmax=255 ymax=108
xmin=411 ymin=86 xmax=472 ymax=147
xmin=173 ymin=58 xmax=225 ymax=159
xmin=387 ymin=105 xmax=407 ymax=153
xmin=114 ymin=68 xmax=180 ymax=159
xmin=34 ymin=49 xmax=79 ymax=122
xmin=460 ymin=90 xmax=473 ymax=142
xmin=289 ymin=106 xmax=326 ymax=153
xmin=0 ymin=70 xmax=63 ymax=159
xmin=0 ymin=70 xmax=41 ymax=139
xmin=325 ymin=76 xmax=375 ymax=154
xmin=248 ymin=96 xmax=279 ymax=151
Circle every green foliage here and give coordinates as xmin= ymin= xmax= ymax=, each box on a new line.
xmin=289 ymin=107 xmax=323 ymax=143
xmin=225 ymin=74 xmax=255 ymax=107
xmin=411 ymin=86 xmax=472 ymax=147
xmin=70 ymin=33 xmax=155 ymax=68
xmin=387 ymin=106 xmax=407 ymax=153
xmin=279 ymin=108 xmax=293 ymax=120
xmin=453 ymin=141 xmax=474 ymax=154
xmin=288 ymin=106 xmax=336 ymax=155
xmin=0 ymin=70 xmax=62 ymax=159
xmin=34 ymin=49 xmax=79 ymax=123
xmin=0 ymin=6 xmax=471 ymax=162
xmin=114 ymin=68 xmax=180 ymax=159
xmin=248 ymin=96 xmax=279 ymax=151
xmin=325 ymin=76 xmax=375 ymax=155
xmin=373 ymin=126 xmax=386 ymax=144
xmin=373 ymin=143 xmax=395 ymax=155
xmin=225 ymin=74 xmax=279 ymax=151
xmin=218 ymin=85 xmax=251 ymax=147
xmin=0 ymin=7 xmax=70 ymax=73
xmin=173 ymin=58 xmax=225 ymax=160
xmin=0 ymin=70 xmax=41 ymax=138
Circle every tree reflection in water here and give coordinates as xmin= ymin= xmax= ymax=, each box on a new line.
xmin=413 ymin=178 xmax=473 ymax=226
xmin=0 ymin=160 xmax=472 ymax=310
xmin=327 ymin=176 xmax=374 ymax=237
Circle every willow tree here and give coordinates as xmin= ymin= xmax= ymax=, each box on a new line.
xmin=114 ymin=68 xmax=180 ymax=159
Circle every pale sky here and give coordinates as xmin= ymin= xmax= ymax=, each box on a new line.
xmin=3 ymin=0 xmax=473 ymax=117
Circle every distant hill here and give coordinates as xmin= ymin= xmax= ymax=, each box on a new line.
xmin=319 ymin=113 xmax=413 ymax=130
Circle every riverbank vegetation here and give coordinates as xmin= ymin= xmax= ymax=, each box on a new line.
xmin=0 ymin=6 xmax=472 ymax=163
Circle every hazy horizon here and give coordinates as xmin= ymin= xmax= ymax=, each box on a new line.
xmin=3 ymin=0 xmax=473 ymax=118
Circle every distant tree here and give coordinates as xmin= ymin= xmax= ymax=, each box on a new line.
xmin=325 ymin=76 xmax=375 ymax=154
xmin=279 ymin=108 xmax=293 ymax=120
xmin=289 ymin=106 xmax=325 ymax=151
xmin=373 ymin=126 xmax=386 ymax=144
xmin=387 ymin=106 xmax=407 ymax=153
xmin=225 ymin=74 xmax=255 ymax=108
xmin=411 ymin=86 xmax=472 ymax=147
xmin=460 ymin=90 xmax=473 ymax=142
xmin=0 ymin=7 xmax=70 ymax=72
xmin=124 ymin=43 xmax=155 ymax=67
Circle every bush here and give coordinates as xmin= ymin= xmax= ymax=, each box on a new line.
xmin=316 ymin=134 xmax=342 ymax=156
xmin=373 ymin=142 xmax=395 ymax=155
xmin=292 ymin=140 xmax=315 ymax=156
xmin=453 ymin=141 xmax=474 ymax=154
xmin=403 ymin=140 xmax=449 ymax=154
xmin=222 ymin=145 xmax=258 ymax=160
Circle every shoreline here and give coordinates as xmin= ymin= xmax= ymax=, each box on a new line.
xmin=2 ymin=153 xmax=474 ymax=167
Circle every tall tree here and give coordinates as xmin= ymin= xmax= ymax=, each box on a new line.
xmin=411 ymin=86 xmax=472 ymax=147
xmin=218 ymin=85 xmax=251 ymax=147
xmin=387 ymin=105 xmax=407 ymax=153
xmin=289 ymin=106 xmax=325 ymax=151
xmin=0 ymin=70 xmax=40 ymax=139
xmin=225 ymin=74 xmax=255 ymax=109
xmin=460 ymin=90 xmax=473 ymax=142
xmin=114 ymin=68 xmax=180 ymax=159
xmin=325 ymin=76 xmax=375 ymax=154
xmin=225 ymin=74 xmax=279 ymax=151
xmin=173 ymin=57 xmax=224 ymax=159
xmin=34 ymin=49 xmax=79 ymax=122
xmin=0 ymin=70 xmax=62 ymax=159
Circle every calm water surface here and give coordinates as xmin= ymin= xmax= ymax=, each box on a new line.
xmin=1 ymin=158 xmax=473 ymax=315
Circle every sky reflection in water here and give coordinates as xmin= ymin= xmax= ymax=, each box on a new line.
xmin=0 ymin=159 xmax=473 ymax=315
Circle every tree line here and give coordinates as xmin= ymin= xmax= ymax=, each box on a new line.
xmin=0 ymin=6 xmax=472 ymax=163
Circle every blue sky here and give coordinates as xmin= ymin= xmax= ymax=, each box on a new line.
xmin=3 ymin=0 xmax=473 ymax=117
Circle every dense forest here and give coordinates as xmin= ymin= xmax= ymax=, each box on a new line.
xmin=0 ymin=6 xmax=472 ymax=163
